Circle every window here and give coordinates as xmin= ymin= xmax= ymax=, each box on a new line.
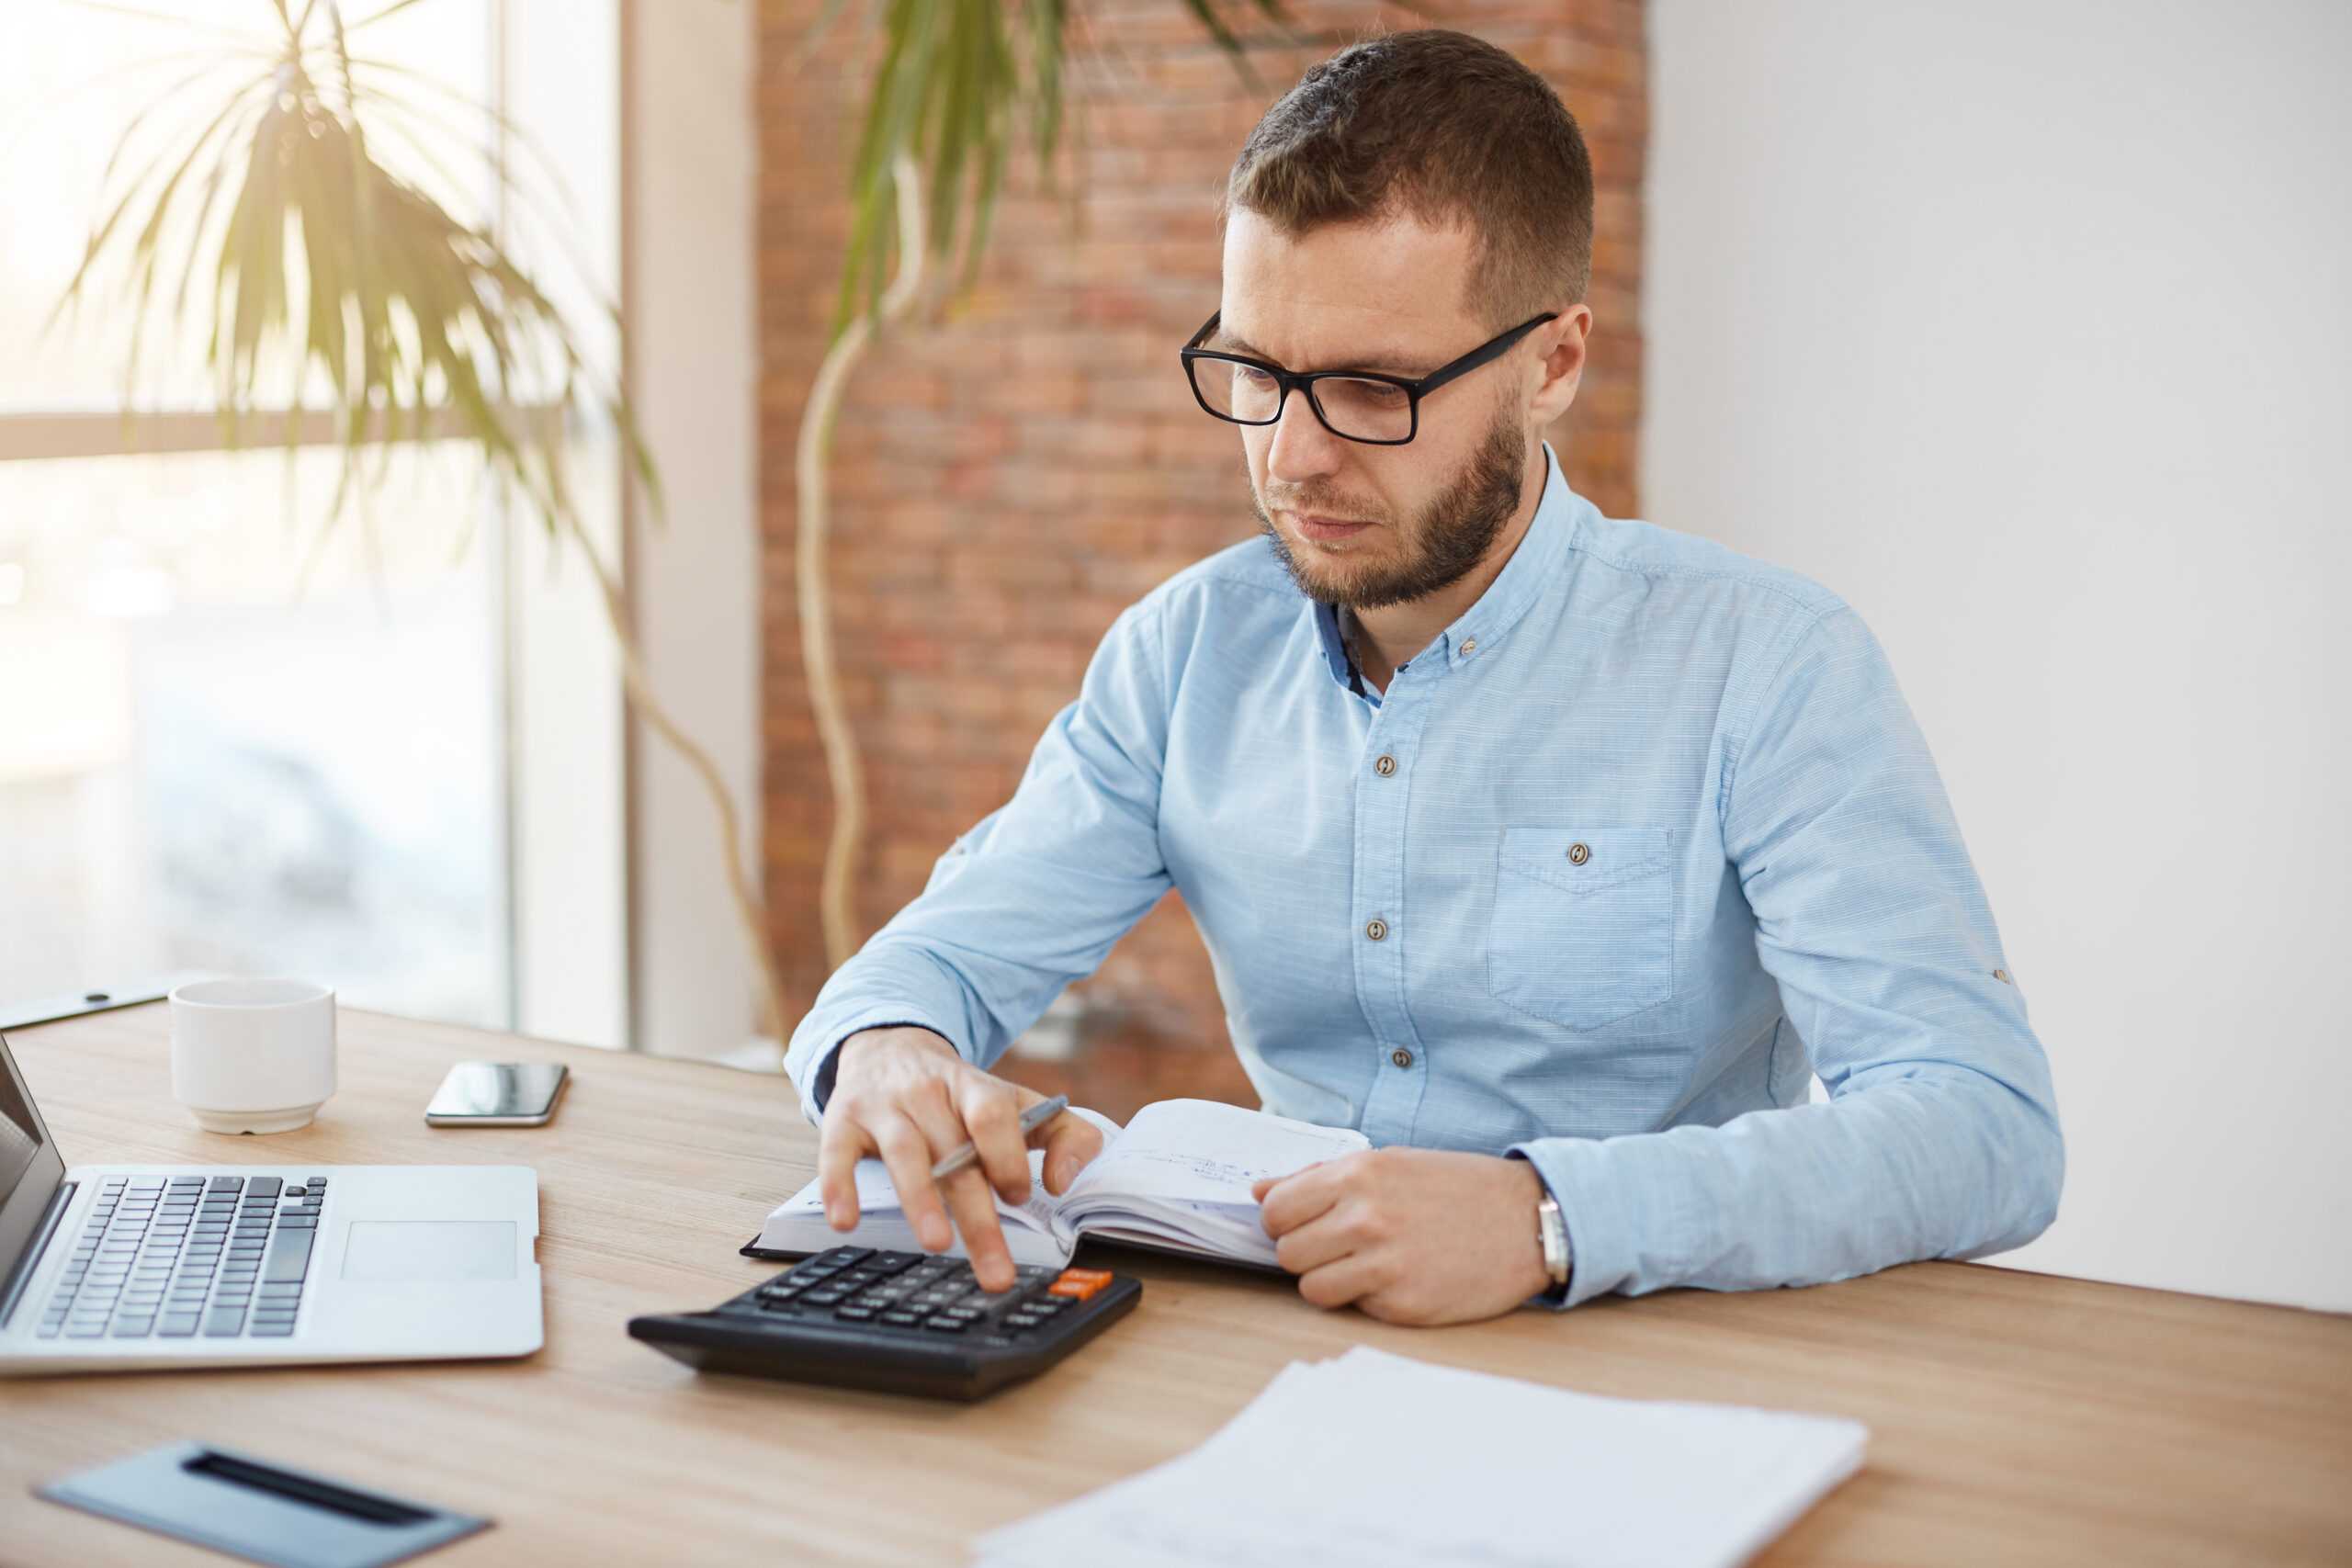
xmin=0 ymin=1 xmax=624 ymax=1040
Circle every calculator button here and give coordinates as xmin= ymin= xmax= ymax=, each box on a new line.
xmin=865 ymin=1251 xmax=921 ymax=1275
xmin=921 ymin=1315 xmax=971 ymax=1334
xmin=829 ymin=1247 xmax=874 ymax=1265
xmin=879 ymin=1310 xmax=922 ymax=1327
xmin=1046 ymin=1269 xmax=1111 ymax=1302
xmin=1003 ymin=1312 xmax=1046 ymax=1333
xmin=834 ymin=1305 xmax=877 ymax=1321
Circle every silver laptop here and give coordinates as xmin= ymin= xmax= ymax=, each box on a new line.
xmin=0 ymin=1030 xmax=541 ymax=1374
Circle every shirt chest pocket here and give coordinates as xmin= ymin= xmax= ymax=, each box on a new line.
xmin=1485 ymin=826 xmax=1679 ymax=1032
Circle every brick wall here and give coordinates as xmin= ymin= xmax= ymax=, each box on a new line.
xmin=756 ymin=0 xmax=1646 ymax=1121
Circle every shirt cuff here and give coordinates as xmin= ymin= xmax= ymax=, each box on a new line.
xmin=792 ymin=1009 xmax=964 ymax=1123
xmin=1504 ymin=1147 xmax=1577 ymax=1311
xmin=1508 ymin=1141 xmax=1618 ymax=1310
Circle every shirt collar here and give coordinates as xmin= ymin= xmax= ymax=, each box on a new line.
xmin=1308 ymin=437 xmax=1582 ymax=694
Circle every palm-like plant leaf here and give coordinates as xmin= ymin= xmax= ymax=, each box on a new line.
xmin=49 ymin=0 xmax=656 ymax=542
xmin=824 ymin=0 xmax=1301 ymax=343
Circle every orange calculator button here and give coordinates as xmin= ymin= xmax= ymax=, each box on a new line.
xmin=1047 ymin=1268 xmax=1113 ymax=1301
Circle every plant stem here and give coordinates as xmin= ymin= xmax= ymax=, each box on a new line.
xmin=797 ymin=149 xmax=929 ymax=970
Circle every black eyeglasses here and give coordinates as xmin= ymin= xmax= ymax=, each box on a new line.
xmin=1179 ymin=308 xmax=1558 ymax=446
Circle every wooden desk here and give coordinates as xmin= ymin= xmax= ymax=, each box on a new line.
xmin=2 ymin=1005 xmax=2346 ymax=1566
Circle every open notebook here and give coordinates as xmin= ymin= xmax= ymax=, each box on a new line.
xmin=748 ymin=1099 xmax=1370 ymax=1270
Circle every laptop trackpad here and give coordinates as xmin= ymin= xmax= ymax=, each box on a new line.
xmin=341 ymin=1221 xmax=517 ymax=1282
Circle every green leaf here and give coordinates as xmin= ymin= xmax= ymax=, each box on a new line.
xmin=108 ymin=80 xmax=275 ymax=400
xmin=819 ymin=0 xmax=1307 ymax=336
xmin=1178 ymin=0 xmax=1264 ymax=96
xmin=49 ymin=74 xmax=265 ymax=338
xmin=224 ymin=103 xmax=293 ymax=399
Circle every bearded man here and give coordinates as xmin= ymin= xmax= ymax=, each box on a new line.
xmin=785 ymin=28 xmax=2063 ymax=1324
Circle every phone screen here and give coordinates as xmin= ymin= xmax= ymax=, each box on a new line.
xmin=426 ymin=1062 xmax=568 ymax=1121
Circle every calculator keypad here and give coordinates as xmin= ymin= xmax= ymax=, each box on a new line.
xmin=743 ymin=1248 xmax=1090 ymax=1340
xmin=630 ymin=1244 xmax=1141 ymax=1400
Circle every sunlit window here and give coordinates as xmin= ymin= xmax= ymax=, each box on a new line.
xmin=0 ymin=0 xmax=608 ymax=1031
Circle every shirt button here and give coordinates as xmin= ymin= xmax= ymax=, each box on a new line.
xmin=1566 ymin=841 xmax=1590 ymax=866
xmin=1390 ymin=1047 xmax=1413 ymax=1069
xmin=1364 ymin=918 xmax=1388 ymax=942
xmin=1460 ymin=637 xmax=1478 ymax=656
xmin=1993 ymin=968 xmax=2012 ymax=984
xmin=1374 ymin=754 xmax=1396 ymax=776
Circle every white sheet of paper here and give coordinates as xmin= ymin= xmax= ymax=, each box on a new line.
xmin=971 ymin=1347 xmax=1868 ymax=1568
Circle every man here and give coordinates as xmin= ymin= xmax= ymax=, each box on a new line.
xmin=786 ymin=28 xmax=2062 ymax=1323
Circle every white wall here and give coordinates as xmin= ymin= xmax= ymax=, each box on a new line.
xmin=1644 ymin=1 xmax=2351 ymax=1311
xmin=622 ymin=0 xmax=763 ymax=1058
xmin=506 ymin=0 xmax=628 ymax=1049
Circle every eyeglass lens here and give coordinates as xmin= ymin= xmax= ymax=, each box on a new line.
xmin=1193 ymin=361 xmax=1413 ymax=442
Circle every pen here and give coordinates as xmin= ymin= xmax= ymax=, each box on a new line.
xmin=930 ymin=1094 xmax=1069 ymax=1181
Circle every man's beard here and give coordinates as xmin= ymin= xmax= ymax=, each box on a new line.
xmin=1251 ymin=409 xmax=1526 ymax=611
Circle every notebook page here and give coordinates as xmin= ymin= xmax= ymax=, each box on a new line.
xmin=757 ymin=1150 xmax=1072 ymax=1267
xmin=1064 ymin=1100 xmax=1370 ymax=1210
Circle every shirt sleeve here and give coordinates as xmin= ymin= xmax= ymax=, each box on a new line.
xmin=784 ymin=599 xmax=1175 ymax=1123
xmin=1508 ymin=604 xmax=2064 ymax=1308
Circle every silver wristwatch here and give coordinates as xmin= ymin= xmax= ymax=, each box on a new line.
xmin=1535 ymin=1190 xmax=1571 ymax=1296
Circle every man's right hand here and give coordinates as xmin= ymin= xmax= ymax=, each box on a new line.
xmin=816 ymin=1025 xmax=1103 ymax=1292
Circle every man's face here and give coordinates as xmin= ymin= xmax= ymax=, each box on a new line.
xmin=1218 ymin=208 xmax=1531 ymax=611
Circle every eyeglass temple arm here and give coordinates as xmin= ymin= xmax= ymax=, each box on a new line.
xmin=1182 ymin=308 xmax=1559 ymax=397
xmin=1410 ymin=311 xmax=1561 ymax=397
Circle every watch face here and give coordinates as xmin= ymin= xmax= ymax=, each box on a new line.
xmin=1536 ymin=1195 xmax=1570 ymax=1286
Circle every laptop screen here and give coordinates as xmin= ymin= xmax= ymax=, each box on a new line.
xmin=1 ymin=1037 xmax=43 ymax=1196
xmin=0 ymin=1033 xmax=66 ymax=1288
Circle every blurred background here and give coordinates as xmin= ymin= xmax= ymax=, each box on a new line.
xmin=2 ymin=1 xmax=2344 ymax=1314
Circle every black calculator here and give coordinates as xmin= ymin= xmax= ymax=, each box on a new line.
xmin=627 ymin=1247 xmax=1141 ymax=1401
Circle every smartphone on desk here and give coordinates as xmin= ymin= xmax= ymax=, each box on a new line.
xmin=425 ymin=1061 xmax=570 ymax=1126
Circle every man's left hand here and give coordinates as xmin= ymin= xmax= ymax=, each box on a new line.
xmin=1251 ymin=1147 xmax=1552 ymax=1325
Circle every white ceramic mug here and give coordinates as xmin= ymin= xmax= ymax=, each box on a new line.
xmin=168 ymin=977 xmax=338 ymax=1134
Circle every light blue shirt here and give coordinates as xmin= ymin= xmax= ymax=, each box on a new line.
xmin=786 ymin=440 xmax=2064 ymax=1308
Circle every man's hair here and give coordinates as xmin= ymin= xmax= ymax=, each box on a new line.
xmin=1216 ymin=28 xmax=1596 ymax=329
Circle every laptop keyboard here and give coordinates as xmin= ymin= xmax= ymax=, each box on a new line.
xmin=35 ymin=1174 xmax=327 ymax=1341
